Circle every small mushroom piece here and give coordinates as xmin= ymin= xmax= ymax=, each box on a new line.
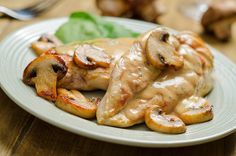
xmin=31 ymin=41 xmax=56 ymax=56
xmin=55 ymin=88 xmax=97 ymax=119
xmin=201 ymin=0 xmax=236 ymax=41
xmin=145 ymin=105 xmax=186 ymax=134
xmin=175 ymin=96 xmax=213 ymax=124
xmin=177 ymin=31 xmax=214 ymax=69
xmin=167 ymin=35 xmax=180 ymax=50
xmin=23 ymin=55 xmax=67 ymax=101
xmin=38 ymin=34 xmax=63 ymax=46
xmin=42 ymin=48 xmax=58 ymax=55
xmin=73 ymin=44 xmax=111 ymax=69
xmin=31 ymin=34 xmax=63 ymax=56
xmin=146 ymin=29 xmax=184 ymax=69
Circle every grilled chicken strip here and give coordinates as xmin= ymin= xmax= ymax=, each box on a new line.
xmin=24 ymin=38 xmax=134 ymax=101
xmin=57 ymin=38 xmax=134 ymax=90
xmin=97 ymin=31 xmax=214 ymax=128
xmin=25 ymin=29 xmax=214 ymax=133
xmin=28 ymin=38 xmax=134 ymax=89
xmin=96 ymin=28 xmax=184 ymax=125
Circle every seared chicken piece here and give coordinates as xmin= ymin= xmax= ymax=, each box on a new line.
xmin=57 ymin=38 xmax=134 ymax=90
xmin=24 ymin=38 xmax=134 ymax=100
xmin=97 ymin=28 xmax=184 ymax=125
xmin=25 ymin=28 xmax=214 ymax=134
xmin=97 ymin=30 xmax=213 ymax=131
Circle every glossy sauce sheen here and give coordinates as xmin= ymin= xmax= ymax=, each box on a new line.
xmin=57 ymin=38 xmax=135 ymax=90
xmin=30 ymin=30 xmax=213 ymax=129
xmin=96 ymin=31 xmax=214 ymax=127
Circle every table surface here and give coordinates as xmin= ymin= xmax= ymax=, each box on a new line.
xmin=0 ymin=0 xmax=235 ymax=155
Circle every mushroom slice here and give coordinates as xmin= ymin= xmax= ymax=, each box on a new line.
xmin=175 ymin=96 xmax=213 ymax=124
xmin=38 ymin=34 xmax=63 ymax=46
xmin=31 ymin=34 xmax=63 ymax=56
xmin=146 ymin=29 xmax=183 ymax=69
xmin=73 ymin=44 xmax=111 ymax=69
xmin=55 ymin=88 xmax=97 ymax=119
xmin=42 ymin=48 xmax=58 ymax=55
xmin=23 ymin=55 xmax=67 ymax=101
xmin=145 ymin=106 xmax=186 ymax=134
xmin=31 ymin=41 xmax=56 ymax=56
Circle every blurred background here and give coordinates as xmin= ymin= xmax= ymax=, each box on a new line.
xmin=1 ymin=0 xmax=236 ymax=62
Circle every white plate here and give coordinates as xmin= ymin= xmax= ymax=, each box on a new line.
xmin=0 ymin=17 xmax=236 ymax=147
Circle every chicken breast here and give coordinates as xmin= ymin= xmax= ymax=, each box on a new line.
xmin=57 ymin=38 xmax=134 ymax=90
xmin=97 ymin=30 xmax=214 ymax=128
xmin=25 ymin=28 xmax=214 ymax=133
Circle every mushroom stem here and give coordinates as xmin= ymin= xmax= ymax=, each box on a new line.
xmin=33 ymin=67 xmax=58 ymax=101
xmin=23 ymin=54 xmax=67 ymax=101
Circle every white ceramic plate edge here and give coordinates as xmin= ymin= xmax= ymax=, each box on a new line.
xmin=0 ymin=17 xmax=235 ymax=147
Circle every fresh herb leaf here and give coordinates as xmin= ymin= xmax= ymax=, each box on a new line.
xmin=55 ymin=12 xmax=139 ymax=43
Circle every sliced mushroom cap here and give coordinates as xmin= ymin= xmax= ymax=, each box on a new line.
xmin=31 ymin=34 xmax=63 ymax=56
xmin=175 ymin=96 xmax=213 ymax=124
xmin=55 ymin=88 xmax=97 ymax=119
xmin=167 ymin=35 xmax=180 ymax=50
xmin=23 ymin=54 xmax=67 ymax=101
xmin=146 ymin=29 xmax=184 ymax=69
xmin=31 ymin=41 xmax=56 ymax=56
xmin=145 ymin=105 xmax=186 ymax=134
xmin=177 ymin=32 xmax=213 ymax=59
xmin=38 ymin=34 xmax=63 ymax=46
xmin=73 ymin=44 xmax=111 ymax=69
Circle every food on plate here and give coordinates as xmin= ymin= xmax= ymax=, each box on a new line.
xmin=55 ymin=12 xmax=139 ymax=43
xmin=23 ymin=54 xmax=67 ymax=101
xmin=96 ymin=30 xmax=213 ymax=132
xmin=145 ymin=29 xmax=183 ymax=69
xmin=57 ymin=38 xmax=134 ymax=91
xmin=23 ymin=14 xmax=214 ymax=134
xmin=175 ymin=96 xmax=213 ymax=124
xmin=145 ymin=105 xmax=186 ymax=134
xmin=26 ymin=38 xmax=134 ymax=100
xmin=31 ymin=34 xmax=63 ymax=55
xmin=73 ymin=44 xmax=111 ymax=69
xmin=56 ymin=88 xmax=98 ymax=119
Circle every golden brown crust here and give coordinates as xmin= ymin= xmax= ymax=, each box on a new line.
xmin=73 ymin=44 xmax=111 ymax=69
xmin=55 ymin=88 xmax=97 ymax=119
xmin=23 ymin=54 xmax=67 ymax=101
xmin=145 ymin=105 xmax=186 ymax=134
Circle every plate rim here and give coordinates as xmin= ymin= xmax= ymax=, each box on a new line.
xmin=0 ymin=17 xmax=236 ymax=147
